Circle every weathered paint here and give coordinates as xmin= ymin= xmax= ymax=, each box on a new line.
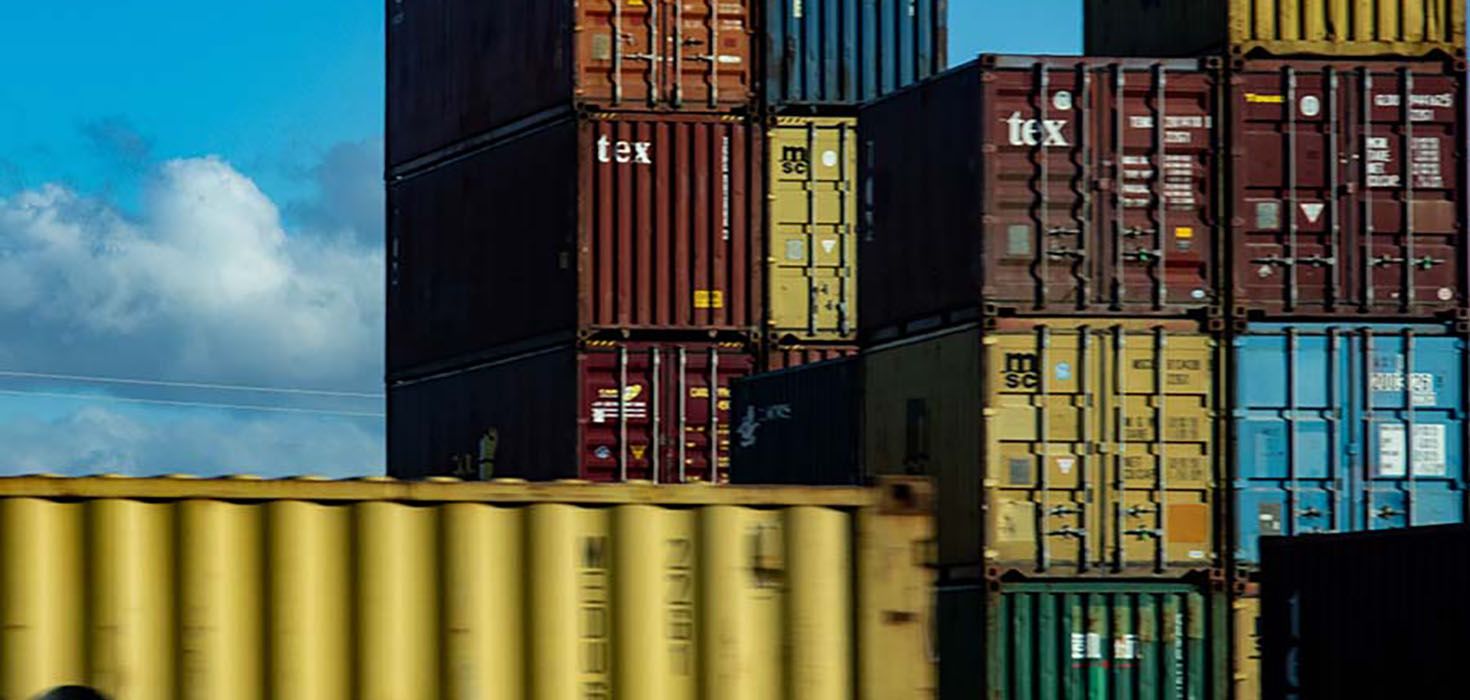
xmin=1229 ymin=60 xmax=1467 ymax=317
xmin=1232 ymin=322 xmax=1468 ymax=566
xmin=939 ymin=581 xmax=1229 ymax=699
xmin=764 ymin=0 xmax=947 ymax=108
xmin=767 ymin=117 xmax=858 ymax=343
xmin=864 ymin=319 xmax=1222 ymax=575
xmin=387 ymin=0 xmax=756 ymax=168
xmin=388 ymin=340 xmax=756 ymax=484
xmin=860 ymin=56 xmax=1221 ymax=338
xmin=732 ymin=355 xmax=862 ymax=485
xmin=0 ymin=475 xmax=933 ymax=700
xmin=761 ymin=342 xmax=858 ymax=372
xmin=1085 ymin=0 xmax=1465 ymax=59
xmin=387 ymin=113 xmax=764 ymax=377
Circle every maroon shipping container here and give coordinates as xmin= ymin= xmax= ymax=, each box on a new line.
xmin=388 ymin=340 xmax=755 ymax=483
xmin=859 ymin=55 xmax=1222 ymax=339
xmin=762 ymin=343 xmax=859 ymax=371
xmin=388 ymin=113 xmax=764 ymax=377
xmin=1230 ymin=59 xmax=1468 ymax=318
xmin=386 ymin=0 xmax=755 ymax=168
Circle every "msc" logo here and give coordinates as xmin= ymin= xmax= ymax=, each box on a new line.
xmin=1002 ymin=352 xmax=1040 ymax=389
xmin=1003 ymin=112 xmax=1069 ymax=148
xmin=780 ymin=145 xmax=809 ymax=175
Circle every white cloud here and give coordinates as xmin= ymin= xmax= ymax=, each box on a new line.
xmin=0 ymin=150 xmax=385 ymax=476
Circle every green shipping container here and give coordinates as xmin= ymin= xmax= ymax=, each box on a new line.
xmin=939 ymin=581 xmax=1229 ymax=700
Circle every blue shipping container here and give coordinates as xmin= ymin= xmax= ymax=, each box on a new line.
xmin=764 ymin=0 xmax=947 ymax=109
xmin=1233 ymin=323 xmax=1468 ymax=566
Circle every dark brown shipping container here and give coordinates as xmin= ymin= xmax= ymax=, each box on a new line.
xmin=388 ymin=340 xmax=755 ymax=483
xmin=860 ymin=56 xmax=1223 ymax=339
xmin=1230 ymin=59 xmax=1468 ymax=318
xmin=386 ymin=0 xmax=755 ymax=168
xmin=388 ymin=113 xmax=763 ymax=378
xmin=762 ymin=343 xmax=859 ymax=372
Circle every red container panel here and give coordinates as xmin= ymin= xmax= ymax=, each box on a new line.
xmin=388 ymin=113 xmax=764 ymax=377
xmin=1231 ymin=60 xmax=1467 ymax=317
xmin=763 ymin=343 xmax=859 ymax=372
xmin=388 ymin=341 xmax=755 ymax=483
xmin=386 ymin=0 xmax=755 ymax=168
xmin=860 ymin=56 xmax=1222 ymax=338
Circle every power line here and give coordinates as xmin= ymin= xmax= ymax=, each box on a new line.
xmin=0 ymin=388 xmax=385 ymax=418
xmin=0 ymin=369 xmax=382 ymax=399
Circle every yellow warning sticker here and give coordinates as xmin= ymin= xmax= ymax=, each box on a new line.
xmin=1175 ymin=226 xmax=1194 ymax=239
xmin=694 ymin=289 xmax=725 ymax=309
xmin=1245 ymin=93 xmax=1284 ymax=104
xmin=631 ymin=445 xmax=647 ymax=460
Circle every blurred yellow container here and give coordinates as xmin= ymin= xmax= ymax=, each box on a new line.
xmin=0 ymin=475 xmax=933 ymax=700
xmin=1086 ymin=0 xmax=1465 ymax=58
xmin=1235 ymin=595 xmax=1262 ymax=700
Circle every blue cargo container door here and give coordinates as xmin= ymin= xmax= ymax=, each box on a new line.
xmin=1233 ymin=324 xmax=1467 ymax=566
xmin=764 ymin=0 xmax=945 ymax=108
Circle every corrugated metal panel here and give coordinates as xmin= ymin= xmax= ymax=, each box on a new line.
xmin=762 ymin=342 xmax=858 ymax=371
xmin=763 ymin=0 xmax=947 ymax=109
xmin=767 ymin=117 xmax=858 ymax=343
xmin=865 ymin=319 xmax=1221 ymax=575
xmin=387 ymin=113 xmax=764 ymax=377
xmin=389 ymin=340 xmax=756 ymax=484
xmin=386 ymin=0 xmax=756 ymax=169
xmin=1229 ymin=60 xmax=1467 ymax=317
xmin=0 ymin=475 xmax=934 ymax=700
xmin=732 ymin=356 xmax=862 ymax=485
xmin=1232 ymin=322 xmax=1468 ymax=567
xmin=1234 ymin=595 xmax=1261 ymax=700
xmin=1260 ymin=524 xmax=1470 ymax=698
xmin=939 ymin=581 xmax=1229 ymax=699
xmin=1084 ymin=0 xmax=1465 ymax=59
xmin=860 ymin=57 xmax=1222 ymax=339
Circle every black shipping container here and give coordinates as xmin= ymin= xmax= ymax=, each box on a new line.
xmin=730 ymin=356 xmax=861 ymax=485
xmin=1260 ymin=525 xmax=1470 ymax=698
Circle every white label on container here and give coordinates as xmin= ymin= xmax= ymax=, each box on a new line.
xmin=1071 ymin=633 xmax=1105 ymax=660
xmin=1365 ymin=136 xmax=1401 ymax=188
xmin=1300 ymin=202 xmax=1325 ymax=224
xmin=1369 ymin=371 xmax=1436 ymax=405
xmin=1114 ymin=634 xmax=1139 ymax=660
xmin=1378 ymin=423 xmax=1447 ymax=477
xmin=1299 ymin=95 xmax=1321 ymax=117
xmin=1056 ymin=457 xmax=1074 ymax=475
xmin=791 ymin=0 xmax=802 ymax=19
xmin=821 ymin=150 xmax=838 ymax=168
xmin=1053 ymin=91 xmax=1073 ymax=112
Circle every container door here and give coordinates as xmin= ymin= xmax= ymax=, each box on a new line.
xmin=1102 ymin=323 xmax=1217 ymax=574
xmin=658 ymin=344 xmax=753 ymax=483
xmin=987 ymin=327 xmax=1102 ymax=575
xmin=664 ymin=0 xmax=752 ymax=110
xmin=1098 ymin=63 xmax=1218 ymax=312
xmin=1354 ymin=327 xmax=1465 ymax=531
xmin=582 ymin=345 xmax=660 ymax=482
xmin=1232 ymin=327 xmax=1350 ymax=566
xmin=580 ymin=0 xmax=664 ymax=107
xmin=767 ymin=118 xmax=858 ymax=342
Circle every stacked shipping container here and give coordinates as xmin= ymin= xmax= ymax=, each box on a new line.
xmin=385 ymin=2 xmax=944 ymax=479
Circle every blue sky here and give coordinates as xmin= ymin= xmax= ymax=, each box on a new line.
xmin=0 ymin=3 xmax=1080 ymax=476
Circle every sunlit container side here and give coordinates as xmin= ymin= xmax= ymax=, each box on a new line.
xmin=1085 ymin=0 xmax=1465 ymax=59
xmin=938 ymin=580 xmax=1229 ymax=699
xmin=1260 ymin=525 xmax=1470 ymax=698
xmin=1229 ymin=60 xmax=1467 ymax=318
xmin=864 ymin=318 xmax=1223 ymax=576
xmin=387 ymin=113 xmax=763 ymax=377
xmin=767 ymin=117 xmax=858 ymax=343
xmin=1234 ymin=594 xmax=1261 ymax=700
xmin=762 ymin=342 xmax=859 ymax=371
xmin=763 ymin=0 xmax=947 ymax=109
xmin=1231 ymin=322 xmax=1468 ymax=567
xmin=859 ymin=56 xmax=1222 ymax=340
xmin=386 ymin=0 xmax=756 ymax=168
xmin=0 ymin=475 xmax=933 ymax=700
xmin=388 ymin=340 xmax=755 ymax=483
xmin=732 ymin=356 xmax=861 ymax=485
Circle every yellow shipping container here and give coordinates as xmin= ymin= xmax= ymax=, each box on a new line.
xmin=864 ymin=319 xmax=1222 ymax=577
xmin=1234 ymin=594 xmax=1262 ymax=700
xmin=1085 ymin=0 xmax=1465 ymax=58
xmin=0 ymin=476 xmax=932 ymax=700
xmin=767 ymin=117 xmax=857 ymax=342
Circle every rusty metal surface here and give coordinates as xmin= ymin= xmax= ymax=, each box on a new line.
xmin=388 ymin=113 xmax=764 ymax=378
xmin=762 ymin=343 xmax=858 ymax=372
xmin=860 ymin=56 xmax=1222 ymax=339
xmin=1230 ymin=59 xmax=1467 ymax=317
xmin=388 ymin=340 xmax=755 ymax=484
xmin=386 ymin=0 xmax=755 ymax=168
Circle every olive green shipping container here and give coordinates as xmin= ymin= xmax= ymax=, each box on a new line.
xmin=767 ymin=117 xmax=857 ymax=343
xmin=1085 ymin=0 xmax=1465 ymax=58
xmin=0 ymin=475 xmax=933 ymax=700
xmin=864 ymin=319 xmax=1223 ymax=576
xmin=938 ymin=581 xmax=1230 ymax=700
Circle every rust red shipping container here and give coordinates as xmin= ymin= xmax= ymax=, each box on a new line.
xmin=387 ymin=113 xmax=763 ymax=377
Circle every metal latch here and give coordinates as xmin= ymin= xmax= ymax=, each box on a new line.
xmin=1048 ymin=505 xmax=1082 ymax=516
xmin=1126 ymin=249 xmax=1162 ymax=263
xmin=1374 ymin=505 xmax=1404 ymax=519
xmin=1046 ymin=247 xmax=1086 ymax=261
xmin=1372 ymin=255 xmax=1445 ymax=269
xmin=1046 ymin=526 xmax=1087 ymax=538
xmin=1125 ymin=505 xmax=1157 ymax=517
xmin=1122 ymin=528 xmax=1163 ymax=539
